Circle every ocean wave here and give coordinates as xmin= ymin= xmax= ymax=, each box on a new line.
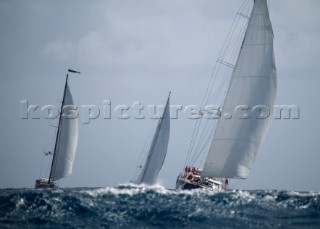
xmin=0 ymin=188 xmax=319 ymax=228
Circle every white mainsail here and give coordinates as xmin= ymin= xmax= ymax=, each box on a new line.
xmin=203 ymin=0 xmax=277 ymax=179
xmin=136 ymin=94 xmax=171 ymax=185
xmin=51 ymin=82 xmax=79 ymax=181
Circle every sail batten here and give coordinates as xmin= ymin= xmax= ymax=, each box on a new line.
xmin=203 ymin=0 xmax=276 ymax=179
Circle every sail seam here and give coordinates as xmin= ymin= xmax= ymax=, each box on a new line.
xmin=243 ymin=44 xmax=273 ymax=46
xmin=213 ymin=138 xmax=260 ymax=143
xmin=233 ymin=75 xmax=276 ymax=78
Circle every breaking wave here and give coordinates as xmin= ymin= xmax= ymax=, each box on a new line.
xmin=1 ymin=185 xmax=319 ymax=228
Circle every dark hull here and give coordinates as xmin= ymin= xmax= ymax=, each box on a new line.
xmin=35 ymin=179 xmax=56 ymax=189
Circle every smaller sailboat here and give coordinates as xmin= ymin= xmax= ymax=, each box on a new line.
xmin=134 ymin=92 xmax=171 ymax=185
xmin=35 ymin=69 xmax=80 ymax=188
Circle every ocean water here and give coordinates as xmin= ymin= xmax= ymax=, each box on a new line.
xmin=0 ymin=185 xmax=319 ymax=228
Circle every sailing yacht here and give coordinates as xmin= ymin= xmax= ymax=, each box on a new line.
xmin=176 ymin=0 xmax=277 ymax=190
xmin=135 ymin=92 xmax=171 ymax=185
xmin=35 ymin=69 xmax=80 ymax=188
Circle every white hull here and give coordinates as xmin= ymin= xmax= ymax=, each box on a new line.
xmin=176 ymin=173 xmax=227 ymax=191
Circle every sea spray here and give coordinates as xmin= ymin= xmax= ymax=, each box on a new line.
xmin=1 ymin=185 xmax=319 ymax=228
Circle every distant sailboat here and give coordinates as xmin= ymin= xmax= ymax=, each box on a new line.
xmin=35 ymin=69 xmax=80 ymax=188
xmin=177 ymin=0 xmax=277 ymax=190
xmin=135 ymin=92 xmax=171 ymax=185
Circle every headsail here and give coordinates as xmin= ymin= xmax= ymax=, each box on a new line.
xmin=136 ymin=93 xmax=171 ymax=185
xmin=50 ymin=82 xmax=79 ymax=181
xmin=203 ymin=0 xmax=277 ymax=179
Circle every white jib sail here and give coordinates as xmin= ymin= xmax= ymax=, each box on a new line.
xmin=137 ymin=95 xmax=170 ymax=185
xmin=203 ymin=0 xmax=277 ymax=179
xmin=52 ymin=82 xmax=79 ymax=181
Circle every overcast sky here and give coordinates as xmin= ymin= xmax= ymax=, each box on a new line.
xmin=1 ymin=0 xmax=319 ymax=191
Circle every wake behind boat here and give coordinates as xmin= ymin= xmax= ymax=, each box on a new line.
xmin=35 ymin=69 xmax=80 ymax=188
xmin=177 ymin=0 xmax=277 ymax=191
